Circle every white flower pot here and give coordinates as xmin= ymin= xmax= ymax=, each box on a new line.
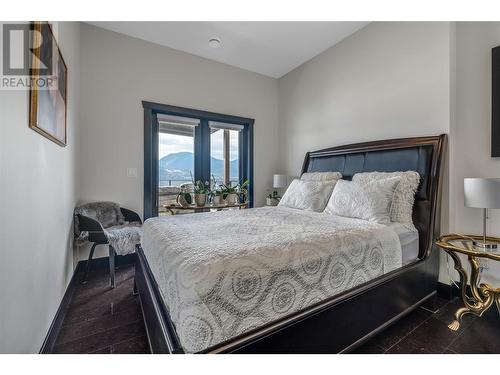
xmin=266 ymin=197 xmax=279 ymax=206
xmin=226 ymin=193 xmax=238 ymax=205
xmin=212 ymin=195 xmax=225 ymax=206
xmin=195 ymin=193 xmax=206 ymax=207
xmin=177 ymin=194 xmax=191 ymax=207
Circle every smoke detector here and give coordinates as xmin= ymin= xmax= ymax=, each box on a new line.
xmin=208 ymin=38 xmax=222 ymax=48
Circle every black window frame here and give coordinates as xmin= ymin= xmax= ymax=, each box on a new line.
xmin=142 ymin=101 xmax=254 ymax=219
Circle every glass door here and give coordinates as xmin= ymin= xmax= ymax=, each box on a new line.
xmin=209 ymin=121 xmax=243 ymax=188
xmin=157 ymin=114 xmax=198 ymax=215
xmin=143 ymin=101 xmax=254 ymax=219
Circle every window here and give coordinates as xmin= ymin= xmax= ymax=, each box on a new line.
xmin=157 ymin=114 xmax=198 ymax=214
xmin=209 ymin=121 xmax=243 ymax=187
xmin=143 ymin=102 xmax=254 ymax=219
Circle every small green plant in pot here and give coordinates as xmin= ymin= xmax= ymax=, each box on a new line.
xmin=221 ymin=184 xmax=238 ymax=205
xmin=176 ymin=183 xmax=193 ymax=207
xmin=191 ymin=172 xmax=210 ymax=207
xmin=176 ymin=190 xmax=192 ymax=207
xmin=266 ymin=190 xmax=280 ymax=206
xmin=212 ymin=187 xmax=226 ymax=205
xmin=194 ymin=180 xmax=210 ymax=206
xmin=236 ymin=179 xmax=250 ymax=203
xmin=209 ymin=176 xmax=225 ymax=205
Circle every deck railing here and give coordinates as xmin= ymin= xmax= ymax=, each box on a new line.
xmin=159 ymin=179 xmax=239 ymax=188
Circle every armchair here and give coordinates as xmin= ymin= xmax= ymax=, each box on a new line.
xmin=74 ymin=202 xmax=142 ymax=288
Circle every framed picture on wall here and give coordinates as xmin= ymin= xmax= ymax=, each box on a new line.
xmin=29 ymin=21 xmax=68 ymax=147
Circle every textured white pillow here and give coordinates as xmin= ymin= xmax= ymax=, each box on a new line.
xmin=300 ymin=171 xmax=342 ymax=182
xmin=352 ymin=171 xmax=420 ymax=226
xmin=324 ymin=178 xmax=400 ymax=224
xmin=278 ymin=179 xmax=337 ymax=212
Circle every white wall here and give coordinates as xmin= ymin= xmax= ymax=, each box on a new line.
xmin=79 ymin=23 xmax=279 ymax=259
xmin=278 ymin=22 xmax=454 ymax=282
xmin=447 ymin=22 xmax=500 ymax=285
xmin=277 ymin=21 xmax=500 ymax=286
xmin=0 ymin=22 xmax=80 ymax=353
xmin=278 ymin=22 xmax=452 ymax=175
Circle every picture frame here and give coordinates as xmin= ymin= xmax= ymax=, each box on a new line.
xmin=29 ymin=21 xmax=68 ymax=147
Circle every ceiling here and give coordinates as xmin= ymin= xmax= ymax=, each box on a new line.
xmin=87 ymin=22 xmax=369 ymax=78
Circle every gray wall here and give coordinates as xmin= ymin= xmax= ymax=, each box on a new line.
xmin=79 ymin=23 xmax=280 ymax=259
xmin=277 ymin=22 xmax=452 ymax=174
xmin=448 ymin=22 xmax=500 ymax=284
xmin=0 ymin=22 xmax=81 ymax=353
xmin=277 ymin=21 xmax=500 ymax=285
xmin=277 ymin=22 xmax=454 ymax=282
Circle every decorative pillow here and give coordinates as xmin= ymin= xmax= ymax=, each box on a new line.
xmin=278 ymin=179 xmax=337 ymax=212
xmin=324 ymin=178 xmax=400 ymax=224
xmin=352 ymin=171 xmax=420 ymax=226
xmin=300 ymin=171 xmax=342 ymax=182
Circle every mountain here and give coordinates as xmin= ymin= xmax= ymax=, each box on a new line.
xmin=159 ymin=152 xmax=238 ymax=185
xmin=160 ymin=152 xmax=193 ymax=171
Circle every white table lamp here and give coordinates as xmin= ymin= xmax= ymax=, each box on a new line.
xmin=269 ymin=174 xmax=289 ymax=201
xmin=273 ymin=174 xmax=288 ymax=189
xmin=464 ymin=178 xmax=500 ymax=249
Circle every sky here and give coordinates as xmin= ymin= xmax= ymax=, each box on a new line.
xmin=158 ymin=129 xmax=239 ymax=160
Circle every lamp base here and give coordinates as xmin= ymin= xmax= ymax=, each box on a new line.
xmin=472 ymin=241 xmax=498 ymax=250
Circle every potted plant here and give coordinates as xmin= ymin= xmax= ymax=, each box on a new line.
xmin=211 ymin=186 xmax=225 ymax=205
xmin=266 ymin=190 xmax=280 ymax=206
xmin=236 ymin=179 xmax=250 ymax=203
xmin=194 ymin=180 xmax=210 ymax=206
xmin=191 ymin=172 xmax=210 ymax=207
xmin=176 ymin=189 xmax=192 ymax=207
xmin=221 ymin=184 xmax=239 ymax=205
xmin=208 ymin=175 xmax=224 ymax=206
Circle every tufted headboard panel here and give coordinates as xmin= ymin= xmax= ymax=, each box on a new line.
xmin=301 ymin=135 xmax=447 ymax=258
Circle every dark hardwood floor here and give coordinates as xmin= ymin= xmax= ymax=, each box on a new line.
xmin=52 ymin=262 xmax=149 ymax=354
xmin=52 ymin=258 xmax=500 ymax=354
xmin=353 ymin=294 xmax=500 ymax=354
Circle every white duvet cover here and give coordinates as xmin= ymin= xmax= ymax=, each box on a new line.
xmin=141 ymin=206 xmax=402 ymax=352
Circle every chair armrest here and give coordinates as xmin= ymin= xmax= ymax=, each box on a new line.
xmin=120 ymin=207 xmax=142 ymax=224
xmin=76 ymin=214 xmax=108 ymax=243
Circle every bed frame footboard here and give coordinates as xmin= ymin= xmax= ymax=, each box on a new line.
xmin=135 ymin=244 xmax=439 ymax=353
xmin=135 ymin=245 xmax=184 ymax=353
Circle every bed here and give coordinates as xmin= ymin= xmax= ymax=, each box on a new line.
xmin=135 ymin=134 xmax=446 ymax=353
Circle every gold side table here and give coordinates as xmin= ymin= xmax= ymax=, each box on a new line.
xmin=435 ymin=234 xmax=500 ymax=331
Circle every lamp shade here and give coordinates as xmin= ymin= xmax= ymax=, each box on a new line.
xmin=273 ymin=174 xmax=288 ymax=189
xmin=464 ymin=178 xmax=500 ymax=208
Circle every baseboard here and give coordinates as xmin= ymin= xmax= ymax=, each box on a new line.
xmin=39 ymin=253 xmax=136 ymax=353
xmin=39 ymin=261 xmax=84 ymax=354
xmin=437 ymin=281 xmax=479 ymax=300
xmin=436 ymin=281 xmax=455 ymax=300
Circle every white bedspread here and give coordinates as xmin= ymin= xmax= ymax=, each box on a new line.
xmin=141 ymin=206 xmax=402 ymax=353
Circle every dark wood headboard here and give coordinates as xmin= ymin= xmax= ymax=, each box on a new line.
xmin=301 ymin=135 xmax=447 ymax=258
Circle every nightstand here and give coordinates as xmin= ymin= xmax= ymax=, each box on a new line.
xmin=435 ymin=234 xmax=500 ymax=331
